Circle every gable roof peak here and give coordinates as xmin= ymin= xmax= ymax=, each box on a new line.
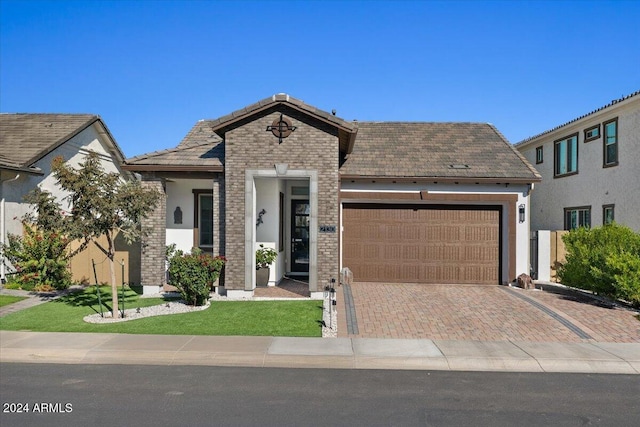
xmin=0 ymin=113 xmax=127 ymax=169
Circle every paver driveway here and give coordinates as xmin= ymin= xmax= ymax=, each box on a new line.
xmin=337 ymin=283 xmax=640 ymax=342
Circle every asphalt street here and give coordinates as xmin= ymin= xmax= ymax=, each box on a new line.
xmin=1 ymin=363 xmax=639 ymax=427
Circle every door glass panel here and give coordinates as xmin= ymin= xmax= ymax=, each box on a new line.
xmin=291 ymin=200 xmax=310 ymax=273
xmin=199 ymin=195 xmax=213 ymax=246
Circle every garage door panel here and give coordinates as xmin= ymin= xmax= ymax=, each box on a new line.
xmin=343 ymin=204 xmax=500 ymax=284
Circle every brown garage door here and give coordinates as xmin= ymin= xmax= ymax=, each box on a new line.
xmin=342 ymin=204 xmax=500 ymax=284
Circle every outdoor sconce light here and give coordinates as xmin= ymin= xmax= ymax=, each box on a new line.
xmin=256 ymin=209 xmax=266 ymax=227
xmin=519 ymin=204 xmax=526 ymax=223
xmin=275 ymin=163 xmax=288 ymax=176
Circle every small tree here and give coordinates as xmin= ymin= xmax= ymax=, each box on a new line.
xmin=42 ymin=152 xmax=161 ymax=317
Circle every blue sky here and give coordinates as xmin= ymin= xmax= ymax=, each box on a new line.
xmin=1 ymin=0 xmax=638 ymax=158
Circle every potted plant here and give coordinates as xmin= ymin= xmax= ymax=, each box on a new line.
xmin=256 ymin=244 xmax=278 ymax=287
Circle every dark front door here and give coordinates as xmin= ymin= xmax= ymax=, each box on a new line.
xmin=291 ymin=200 xmax=310 ymax=273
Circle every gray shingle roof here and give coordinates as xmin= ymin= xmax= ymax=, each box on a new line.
xmin=124 ymin=120 xmax=224 ymax=171
xmin=1 ymin=113 xmax=97 ymax=166
xmin=124 ymin=141 xmax=224 ymax=169
xmin=125 ymin=96 xmax=540 ymax=182
xmin=0 ymin=113 xmax=126 ymax=168
xmin=340 ymin=122 xmax=541 ymax=180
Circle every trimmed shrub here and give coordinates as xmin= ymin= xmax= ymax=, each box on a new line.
xmin=2 ymin=227 xmax=72 ymax=291
xmin=558 ymin=223 xmax=640 ymax=307
xmin=167 ymin=247 xmax=226 ymax=306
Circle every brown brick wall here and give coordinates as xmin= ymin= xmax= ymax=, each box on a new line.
xmin=225 ymin=108 xmax=340 ymax=292
xmin=141 ymin=178 xmax=166 ymax=287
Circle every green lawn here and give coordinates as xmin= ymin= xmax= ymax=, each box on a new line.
xmin=0 ymin=286 xmax=323 ymax=337
xmin=0 ymin=295 xmax=27 ymax=307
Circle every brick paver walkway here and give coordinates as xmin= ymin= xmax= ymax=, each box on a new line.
xmin=520 ymin=285 xmax=640 ymax=343
xmin=253 ymin=278 xmax=310 ymax=298
xmin=338 ymin=283 xmax=640 ymax=342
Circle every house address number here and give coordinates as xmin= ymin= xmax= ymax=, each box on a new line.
xmin=319 ymin=225 xmax=337 ymax=233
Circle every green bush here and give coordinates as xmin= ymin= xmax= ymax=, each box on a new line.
xmin=2 ymin=227 xmax=72 ymax=291
xmin=167 ymin=247 xmax=226 ymax=306
xmin=558 ymin=223 xmax=640 ymax=307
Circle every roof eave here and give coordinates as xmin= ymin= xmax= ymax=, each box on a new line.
xmin=210 ymin=97 xmax=357 ymax=138
xmin=339 ymin=175 xmax=541 ymax=184
xmin=121 ymin=164 xmax=224 ymax=173
xmin=516 ymin=90 xmax=640 ymax=147
xmin=0 ymin=164 xmax=44 ymax=176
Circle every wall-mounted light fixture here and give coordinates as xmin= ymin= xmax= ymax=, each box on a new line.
xmin=256 ymin=209 xmax=266 ymax=227
xmin=275 ymin=163 xmax=288 ymax=176
xmin=519 ymin=204 xmax=526 ymax=223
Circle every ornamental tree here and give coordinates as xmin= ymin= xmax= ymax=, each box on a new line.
xmin=41 ymin=151 xmax=161 ymax=317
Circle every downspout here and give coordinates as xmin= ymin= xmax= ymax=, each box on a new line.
xmin=1 ymin=174 xmax=21 ymax=283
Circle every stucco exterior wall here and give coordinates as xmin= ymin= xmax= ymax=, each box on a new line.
xmin=2 ymin=124 xmax=125 ymax=237
xmin=518 ymin=97 xmax=640 ymax=231
xmin=1 ymin=124 xmax=137 ymax=282
xmin=224 ymin=108 xmax=340 ymax=294
xmin=165 ymin=177 xmax=224 ymax=256
xmin=255 ymin=178 xmax=283 ymax=285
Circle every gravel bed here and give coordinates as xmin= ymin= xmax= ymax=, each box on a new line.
xmin=83 ymin=300 xmax=209 ymax=323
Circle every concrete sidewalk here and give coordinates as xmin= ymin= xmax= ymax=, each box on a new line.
xmin=1 ymin=330 xmax=638 ymax=374
xmin=0 ymin=289 xmax=65 ymax=317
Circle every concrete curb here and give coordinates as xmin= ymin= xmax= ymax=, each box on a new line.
xmin=1 ymin=331 xmax=638 ymax=374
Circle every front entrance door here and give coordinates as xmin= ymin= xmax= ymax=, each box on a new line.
xmin=291 ymin=199 xmax=310 ymax=273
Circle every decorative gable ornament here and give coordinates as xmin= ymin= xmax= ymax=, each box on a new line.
xmin=266 ymin=114 xmax=297 ymax=143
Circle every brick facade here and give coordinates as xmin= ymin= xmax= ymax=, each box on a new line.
xmin=224 ymin=108 xmax=341 ymax=292
xmin=140 ymin=178 xmax=166 ymax=287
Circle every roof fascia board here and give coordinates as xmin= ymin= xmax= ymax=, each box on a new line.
xmin=93 ymin=119 xmax=128 ymax=164
xmin=0 ymin=164 xmax=44 ymax=176
xmin=345 ymin=128 xmax=358 ymax=154
xmin=339 ymin=175 xmax=541 ymax=184
xmin=211 ymin=100 xmax=356 ymax=137
xmin=121 ymin=164 xmax=224 ymax=173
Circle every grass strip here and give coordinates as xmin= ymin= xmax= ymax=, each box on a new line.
xmin=0 ymin=295 xmax=28 ymax=308
xmin=0 ymin=286 xmax=323 ymax=337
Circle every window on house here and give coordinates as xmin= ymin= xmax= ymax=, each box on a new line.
xmin=554 ymin=133 xmax=578 ymax=177
xmin=564 ymin=206 xmax=591 ymax=230
xmin=584 ymin=124 xmax=600 ymax=142
xmin=603 ymin=204 xmax=615 ymax=225
xmin=536 ymin=146 xmax=543 ymax=164
xmin=193 ymin=190 xmax=214 ymax=249
xmin=603 ymin=118 xmax=618 ymax=167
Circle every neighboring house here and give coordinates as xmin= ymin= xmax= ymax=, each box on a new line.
xmin=515 ymin=91 xmax=640 ymax=232
xmin=0 ymin=113 xmax=139 ymax=284
xmin=124 ymin=94 xmax=541 ymax=297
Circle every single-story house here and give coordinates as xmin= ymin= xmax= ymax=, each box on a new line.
xmin=0 ymin=113 xmax=139 ymax=284
xmin=123 ymin=94 xmax=541 ymax=298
